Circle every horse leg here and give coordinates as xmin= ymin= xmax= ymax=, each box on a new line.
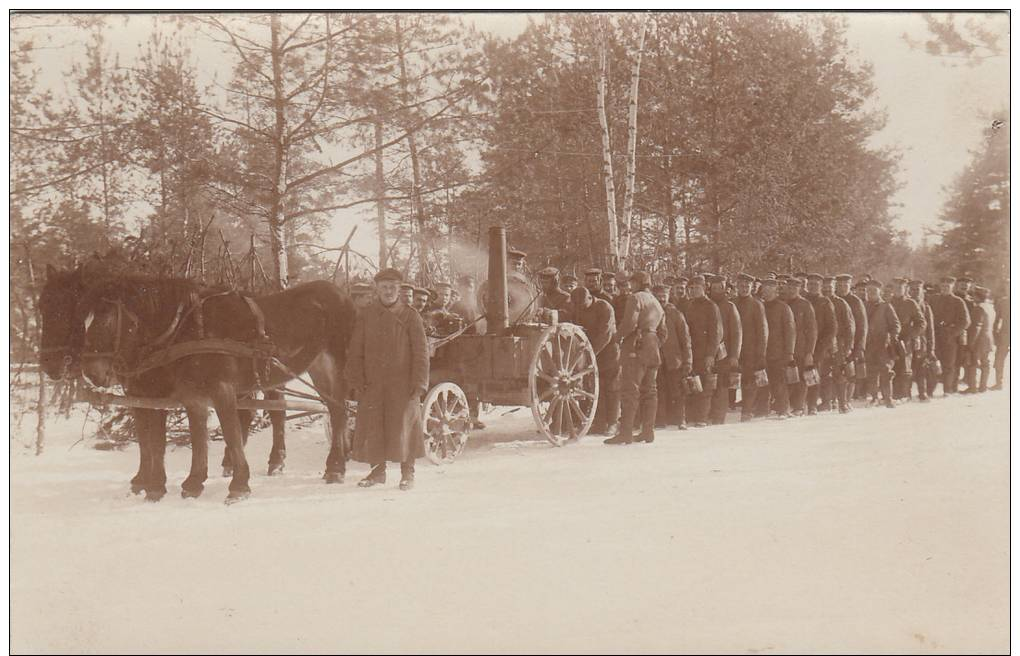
xmin=213 ymin=385 xmax=251 ymax=504
xmin=310 ymin=365 xmax=347 ymax=484
xmin=181 ymin=406 xmax=210 ymax=499
xmin=145 ymin=409 xmax=169 ymax=502
xmin=265 ymin=389 xmax=286 ymax=476
xmin=129 ymin=408 xmax=152 ymax=495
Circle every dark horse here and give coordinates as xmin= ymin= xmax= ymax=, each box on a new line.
xmin=40 ymin=265 xmax=292 ymax=479
xmin=41 ymin=267 xmax=355 ymax=502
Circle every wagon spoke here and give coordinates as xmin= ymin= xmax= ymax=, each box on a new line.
xmin=539 ymin=387 xmax=557 ymax=403
xmin=563 ymin=333 xmax=574 ymax=373
xmin=537 ymin=370 xmax=557 ymax=385
xmin=562 ymin=396 xmax=577 ymax=437
xmin=569 ymin=366 xmax=597 ymax=382
xmin=572 ymin=388 xmax=597 ymax=401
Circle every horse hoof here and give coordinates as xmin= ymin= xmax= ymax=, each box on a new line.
xmin=145 ymin=489 xmax=166 ymax=503
xmin=267 ymin=463 xmax=285 ymax=476
xmin=181 ymin=486 xmax=203 ymax=499
xmin=130 ymin=484 xmax=145 ymax=495
xmin=224 ymin=491 xmax=250 ymax=505
xmin=323 ymin=472 xmax=345 ymax=485
xmin=222 ymin=467 xmax=233 ymax=478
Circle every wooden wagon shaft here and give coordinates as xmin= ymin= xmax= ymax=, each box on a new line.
xmin=85 ymin=391 xmax=327 ymax=414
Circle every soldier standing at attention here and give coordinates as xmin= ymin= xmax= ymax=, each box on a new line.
xmin=803 ymin=273 xmax=836 ymax=414
xmin=888 ymin=277 xmax=926 ymax=401
xmin=733 ymin=273 xmax=768 ymax=422
xmin=964 ymin=286 xmax=994 ymax=393
xmin=836 ymin=274 xmax=867 ymax=407
xmin=345 ymin=268 xmax=429 ymax=491
xmin=571 ymin=286 xmax=619 ymax=435
xmin=782 ymin=276 xmax=818 ymax=415
xmin=536 ymin=267 xmax=572 ymax=320
xmin=992 ymin=281 xmax=1010 ymax=390
xmin=930 ymin=276 xmax=970 ymax=394
xmin=604 ymin=272 xmax=665 ymax=445
xmin=907 ymin=279 xmax=937 ymax=401
xmin=863 ymin=279 xmax=901 ymax=408
xmin=953 ymin=276 xmax=976 ymax=390
xmin=755 ymin=278 xmax=796 ymax=419
xmin=824 ymin=276 xmax=856 ymax=413
xmin=653 ymin=283 xmax=693 ymax=430
xmin=682 ymin=275 xmax=722 ymax=428
xmin=708 ymin=275 xmax=742 ymax=424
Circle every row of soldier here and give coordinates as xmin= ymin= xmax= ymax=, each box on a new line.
xmin=534 ymin=267 xmax=1009 ymax=444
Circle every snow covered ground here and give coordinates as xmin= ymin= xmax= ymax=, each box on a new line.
xmin=10 ymin=386 xmax=1010 ymax=654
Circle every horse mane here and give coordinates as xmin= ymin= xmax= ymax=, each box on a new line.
xmin=81 ymin=274 xmax=229 ymax=332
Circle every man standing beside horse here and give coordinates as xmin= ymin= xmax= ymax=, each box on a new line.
xmin=345 ymin=268 xmax=429 ymax=491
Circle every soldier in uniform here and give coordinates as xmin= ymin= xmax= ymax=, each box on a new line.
xmin=602 ymin=271 xmax=619 ymax=298
xmin=425 ymin=282 xmax=464 ymax=337
xmin=782 ymin=276 xmax=818 ymax=415
xmin=605 ymin=272 xmax=665 ymax=445
xmin=733 ymin=273 xmax=768 ymax=422
xmin=571 ymin=286 xmax=619 ymax=435
xmin=754 ymin=278 xmax=795 ymax=419
xmin=399 ymin=282 xmax=415 ymax=307
xmin=612 ymin=272 xmax=633 ymax=334
xmin=670 ymin=276 xmax=689 ymax=313
xmin=536 ymin=267 xmax=572 ymax=320
xmin=992 ymin=282 xmax=1010 ymax=390
xmin=352 ymin=282 xmax=375 ymax=310
xmin=824 ymin=276 xmax=856 ymax=413
xmin=683 ymin=275 xmax=722 ymax=427
xmin=953 ymin=276 xmax=976 ymax=390
xmin=450 ymin=274 xmax=483 ymax=335
xmin=412 ymin=287 xmax=432 ymax=314
xmin=708 ymin=275 xmax=742 ymax=424
xmin=653 ymin=283 xmax=693 ymax=429
xmin=803 ymin=273 xmax=836 ymax=414
xmin=863 ymin=279 xmax=901 ymax=408
xmin=930 ymin=275 xmax=970 ymax=394
xmin=964 ymin=286 xmax=994 ymax=393
xmin=561 ymin=273 xmax=579 ymax=293
xmin=907 ymin=279 xmax=937 ymax=401
xmin=888 ymin=277 xmax=926 ymax=401
xmin=836 ymin=274 xmax=868 ymax=406
xmin=584 ymin=267 xmax=614 ymax=305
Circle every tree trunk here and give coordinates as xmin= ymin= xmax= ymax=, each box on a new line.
xmin=374 ymin=117 xmax=388 ymax=269
xmin=23 ymin=243 xmax=45 ymax=455
xmin=268 ymin=13 xmax=289 ymax=290
xmin=619 ymin=16 xmax=649 ymax=261
xmin=596 ymin=37 xmax=619 ymax=266
xmin=395 ymin=16 xmax=427 ymax=282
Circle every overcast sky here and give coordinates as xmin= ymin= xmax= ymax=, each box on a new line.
xmin=18 ymin=11 xmax=1009 ymax=256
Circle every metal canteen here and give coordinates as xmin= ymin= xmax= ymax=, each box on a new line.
xmin=843 ymin=361 xmax=856 ymax=379
xmin=754 ymin=369 xmax=769 ymax=387
xmin=728 ymin=372 xmax=741 ymax=389
xmin=784 ymin=365 xmax=800 ymax=384
xmin=685 ymin=375 xmax=703 ymax=394
xmin=802 ymin=367 xmax=820 ymax=387
xmin=856 ymin=362 xmax=868 ymax=380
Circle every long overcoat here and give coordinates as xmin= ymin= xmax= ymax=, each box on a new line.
xmin=345 ymin=300 xmax=429 ymax=464
xmin=786 ymin=296 xmax=818 ymax=362
xmin=684 ymin=296 xmax=722 ymax=373
xmin=864 ymin=300 xmax=901 ymax=367
xmin=734 ymin=294 xmax=768 ymax=370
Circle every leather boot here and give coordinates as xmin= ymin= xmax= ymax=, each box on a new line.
xmin=358 ymin=463 xmax=386 ymax=487
xmin=605 ymin=398 xmax=636 ymax=445
xmin=399 ymin=460 xmax=415 ymax=491
xmin=635 ymin=398 xmax=657 ymax=443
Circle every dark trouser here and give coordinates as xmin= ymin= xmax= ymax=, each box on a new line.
xmin=911 ymin=353 xmax=930 ymax=400
xmin=806 ymin=354 xmax=832 ymax=413
xmin=709 ymin=362 xmax=736 ymax=424
xmin=739 ymin=366 xmax=760 ymax=420
xmin=892 ymin=353 xmax=912 ymax=399
xmin=994 ymin=343 xmax=1008 ymax=386
xmin=965 ymin=353 xmax=991 ymax=391
xmin=788 ymin=357 xmax=809 ymax=414
xmin=368 ymin=459 xmax=415 ymax=481
xmin=592 ymin=365 xmax=621 ymax=431
xmin=685 ymin=369 xmax=712 ymax=425
xmin=657 ymin=366 xmax=685 ymax=427
xmin=827 ymin=355 xmax=850 ymax=411
xmin=866 ymin=360 xmax=894 ymax=405
xmin=755 ymin=361 xmax=790 ymax=417
xmin=618 ymin=356 xmax=658 ymax=439
xmin=936 ymin=338 xmax=960 ymax=393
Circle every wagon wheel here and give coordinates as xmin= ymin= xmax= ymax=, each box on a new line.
xmin=529 ymin=323 xmax=599 ymax=446
xmin=422 ymin=383 xmax=471 ymax=465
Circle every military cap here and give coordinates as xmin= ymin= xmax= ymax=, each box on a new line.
xmin=414 ymin=287 xmax=433 ymax=298
xmin=537 ymin=266 xmax=560 ymax=278
xmin=767 ymin=271 xmax=778 ymax=278
xmin=806 ymin=273 xmax=823 ymax=281
xmin=583 ymin=267 xmax=603 ymax=276
xmin=689 ymin=274 xmax=707 ymax=286
xmin=630 ymin=271 xmax=651 ymax=287
xmin=602 ymin=271 xmax=616 ymax=280
xmin=834 ymin=273 xmax=853 ymax=281
xmin=352 ymin=282 xmax=373 ymax=295
xmin=822 ymin=275 xmax=835 ymax=283
xmin=794 ymin=271 xmax=809 ymax=280
xmin=776 ymin=274 xmax=791 ymax=281
xmin=562 ymin=273 xmax=578 ymax=284
xmin=736 ymin=272 xmax=755 ymax=283
xmin=664 ymin=275 xmax=679 ymax=285
xmin=433 ymin=281 xmax=453 ymax=291
xmin=957 ymin=276 xmax=973 ymax=283
xmin=859 ymin=274 xmax=873 ymax=282
xmin=759 ymin=278 xmax=780 ymax=287
xmin=676 ymin=276 xmax=689 ymax=284
xmin=507 ymin=248 xmax=526 ymax=260
xmin=940 ymin=276 xmax=957 ymax=284
xmin=651 ymin=284 xmax=669 ymax=295
xmin=908 ymin=279 xmax=924 ymax=287
xmin=399 ymin=282 xmax=414 ymax=292
xmin=853 ymin=281 xmax=867 ymax=290
xmin=374 ymin=267 xmax=403 ymax=283
xmin=973 ymin=286 xmax=990 ymax=299
xmin=711 ymin=274 xmax=729 ymax=285
xmin=866 ymin=279 xmax=883 ymax=288
xmin=892 ymin=277 xmax=908 ymax=285
xmin=785 ymin=277 xmax=805 ymax=287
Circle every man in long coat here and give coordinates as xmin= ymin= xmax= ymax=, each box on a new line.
xmin=782 ymin=277 xmax=818 ymax=415
xmin=754 ymin=278 xmax=796 ymax=419
xmin=345 ymin=268 xmax=429 ymax=490
xmin=570 ymin=286 xmax=619 ymax=435
xmin=992 ymin=283 xmax=1010 ymax=390
xmin=836 ymin=274 xmax=868 ymax=406
xmin=907 ymin=279 xmax=937 ymax=400
xmin=653 ymin=283 xmax=693 ymax=429
xmin=683 ymin=275 xmax=722 ymax=427
xmin=863 ymin=279 xmax=901 ymax=408
xmin=804 ymin=273 xmax=836 ymax=414
xmin=822 ymin=276 xmax=855 ymax=412
xmin=605 ymin=272 xmax=665 ymax=444
xmin=964 ymin=286 xmax=994 ymax=393
xmin=733 ymin=273 xmax=768 ymax=422
xmin=888 ymin=277 xmax=927 ymax=400
xmin=930 ymin=275 xmax=971 ymax=394
xmin=709 ymin=275 xmax=742 ymax=424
